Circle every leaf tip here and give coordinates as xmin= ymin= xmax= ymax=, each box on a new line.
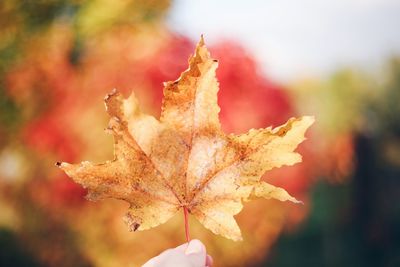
xmin=199 ymin=34 xmax=205 ymax=45
xmin=55 ymin=161 xmax=69 ymax=169
xmin=124 ymin=212 xmax=143 ymax=232
xmin=302 ymin=115 xmax=315 ymax=126
xmin=104 ymin=88 xmax=119 ymax=101
xmin=291 ymin=198 xmax=304 ymax=205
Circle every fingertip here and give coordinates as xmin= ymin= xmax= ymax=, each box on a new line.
xmin=185 ymin=239 xmax=205 ymax=255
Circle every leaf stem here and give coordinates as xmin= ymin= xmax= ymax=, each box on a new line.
xmin=183 ymin=206 xmax=190 ymax=242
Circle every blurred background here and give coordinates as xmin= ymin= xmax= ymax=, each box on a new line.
xmin=0 ymin=0 xmax=399 ymax=266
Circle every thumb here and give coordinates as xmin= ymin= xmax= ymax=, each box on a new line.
xmin=185 ymin=239 xmax=207 ymax=266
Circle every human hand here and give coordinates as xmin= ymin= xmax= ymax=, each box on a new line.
xmin=142 ymin=239 xmax=213 ymax=267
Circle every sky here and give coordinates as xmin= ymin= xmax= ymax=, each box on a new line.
xmin=167 ymin=0 xmax=400 ymax=81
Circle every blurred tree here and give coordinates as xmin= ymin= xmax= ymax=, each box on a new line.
xmin=263 ymin=59 xmax=400 ymax=267
xmin=0 ymin=228 xmax=43 ymax=267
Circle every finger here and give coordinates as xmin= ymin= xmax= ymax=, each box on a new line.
xmin=175 ymin=242 xmax=189 ymax=252
xmin=185 ymin=239 xmax=207 ymax=266
xmin=142 ymin=248 xmax=174 ymax=266
xmin=142 ymin=256 xmax=157 ymax=267
xmin=206 ymin=254 xmax=213 ymax=266
xmin=143 ymin=248 xmax=187 ymax=267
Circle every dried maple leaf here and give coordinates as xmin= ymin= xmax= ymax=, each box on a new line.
xmin=57 ymin=37 xmax=314 ymax=241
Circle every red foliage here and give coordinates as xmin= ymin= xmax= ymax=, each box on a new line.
xmin=5 ymin=30 xmax=312 ymax=206
xmin=22 ymin=115 xmax=80 ymax=162
xmin=211 ymin=42 xmax=294 ymax=133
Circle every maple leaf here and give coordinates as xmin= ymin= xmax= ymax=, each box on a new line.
xmin=57 ymin=37 xmax=314 ymax=241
